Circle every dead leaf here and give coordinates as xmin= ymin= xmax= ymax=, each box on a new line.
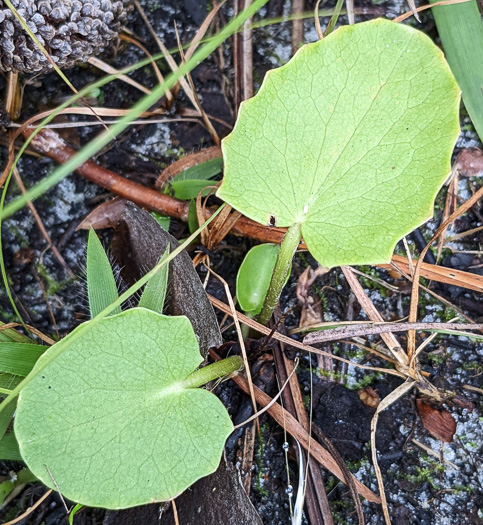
xmin=358 ymin=387 xmax=380 ymax=408
xmin=296 ymin=266 xmax=328 ymax=329
xmin=77 ymin=198 xmax=126 ymax=230
xmin=455 ymin=148 xmax=483 ymax=177
xmin=416 ymin=399 xmax=457 ymax=443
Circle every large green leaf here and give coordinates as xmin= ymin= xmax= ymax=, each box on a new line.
xmin=217 ymin=19 xmax=460 ymax=268
xmin=14 ymin=308 xmax=234 ymax=509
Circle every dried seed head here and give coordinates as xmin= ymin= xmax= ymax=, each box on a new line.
xmin=0 ymin=0 xmax=132 ymax=73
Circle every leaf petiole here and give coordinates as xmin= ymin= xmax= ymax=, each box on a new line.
xmin=182 ymin=356 xmax=244 ymax=389
xmin=257 ymin=222 xmax=302 ymax=326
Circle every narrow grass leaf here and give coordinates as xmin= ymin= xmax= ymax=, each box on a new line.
xmin=150 ymin=212 xmax=171 ymax=231
xmin=138 ymin=246 xmax=170 ymax=314
xmin=173 ymin=157 xmax=223 ymax=182
xmin=0 ymin=342 xmax=46 ymax=376
xmin=0 ymin=432 xmax=21 ymax=461
xmin=69 ymin=504 xmax=84 ymax=525
xmin=0 ymin=323 xmax=32 ymax=343
xmin=170 ymin=180 xmax=215 ymax=200
xmin=431 ymin=0 xmax=483 ymax=141
xmin=87 ymin=229 xmax=120 ymax=318
xmin=0 ymin=400 xmax=16 ymax=441
xmin=0 ymin=374 xmax=21 ymax=391
xmin=324 ymin=0 xmax=345 ymax=36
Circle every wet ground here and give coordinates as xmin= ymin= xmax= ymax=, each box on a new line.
xmin=0 ymin=1 xmax=481 ymax=524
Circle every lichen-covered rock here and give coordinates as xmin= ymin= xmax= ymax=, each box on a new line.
xmin=0 ymin=0 xmax=131 ymax=73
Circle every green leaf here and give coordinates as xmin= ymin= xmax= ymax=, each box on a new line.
xmin=0 ymin=374 xmax=21 ymax=391
xmin=188 ymin=200 xmax=199 ymax=234
xmin=169 ymin=179 xmax=215 ymax=200
xmin=86 ymin=229 xmax=121 ymax=318
xmin=236 ymin=244 xmax=280 ymax=315
xmin=0 ymin=399 xmax=16 ymax=441
xmin=150 ymin=211 xmax=171 ymax=231
xmin=430 ymin=0 xmax=483 ymax=142
xmin=0 ymin=432 xmax=21 ymax=461
xmin=14 ymin=308 xmax=234 ymax=509
xmin=0 ymin=323 xmax=33 ymax=343
xmin=217 ymin=19 xmax=460 ymax=268
xmin=138 ymin=247 xmax=170 ymax=314
xmin=69 ymin=503 xmax=84 ymax=525
xmin=0 ymin=342 xmax=46 ymax=376
xmin=173 ymin=157 xmax=222 ymax=182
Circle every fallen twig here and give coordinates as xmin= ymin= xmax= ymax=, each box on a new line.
xmin=304 ymin=321 xmax=483 ymax=345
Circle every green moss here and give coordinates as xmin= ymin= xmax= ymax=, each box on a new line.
xmin=354 ymin=266 xmax=388 ymax=297
xmin=5 ymin=222 xmax=29 ymax=247
xmin=349 ymin=372 xmax=382 ymax=390
xmin=253 ymin=423 xmax=270 ymax=498
xmin=345 ymin=458 xmax=368 ymax=471
xmin=399 ymin=465 xmax=442 ymax=490
xmin=425 ymin=352 xmax=446 ymax=365
xmin=36 ymin=263 xmax=74 ymax=296
xmin=317 ymin=367 xmax=347 ymax=382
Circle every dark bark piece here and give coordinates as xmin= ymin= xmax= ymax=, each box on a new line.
xmin=104 ymin=458 xmax=262 ymax=525
xmin=111 ymin=201 xmax=221 ymax=357
xmin=103 ymin=503 xmax=165 ymax=525
xmin=160 ymin=457 xmax=263 ymax=525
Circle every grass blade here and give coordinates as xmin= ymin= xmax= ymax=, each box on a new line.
xmin=0 ymin=342 xmax=46 ymax=376
xmin=0 ymin=323 xmax=32 ymax=343
xmin=138 ymin=246 xmax=170 ymax=314
xmin=0 ymin=400 xmax=16 ymax=441
xmin=87 ymin=229 xmax=121 ymax=318
xmin=0 ymin=432 xmax=21 ymax=461
xmin=431 ymin=0 xmax=483 ymax=140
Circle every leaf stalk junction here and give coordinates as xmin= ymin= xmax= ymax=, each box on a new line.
xmin=182 ymin=355 xmax=244 ymax=389
xmin=257 ymin=222 xmax=302 ymax=326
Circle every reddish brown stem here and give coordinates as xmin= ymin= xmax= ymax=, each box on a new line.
xmin=24 ymin=128 xmax=190 ymax=222
xmin=22 ymin=128 xmax=483 ymax=294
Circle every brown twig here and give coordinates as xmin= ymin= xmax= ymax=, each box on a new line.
xmin=303 ymin=321 xmax=483 ymax=345
xmin=209 ymin=295 xmax=407 ymax=377
xmin=292 ymin=0 xmax=305 ymax=54
xmin=3 ymin=489 xmax=53 ymax=525
xmin=174 ymin=22 xmax=221 ymax=146
xmin=24 ymin=128 xmax=189 ymax=221
xmin=408 ymin=177 xmax=483 ymax=362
